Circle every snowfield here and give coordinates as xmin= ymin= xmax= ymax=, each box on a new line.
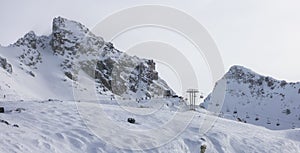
xmin=0 ymin=100 xmax=299 ymax=153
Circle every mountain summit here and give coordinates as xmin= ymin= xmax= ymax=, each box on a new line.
xmin=0 ymin=17 xmax=173 ymax=100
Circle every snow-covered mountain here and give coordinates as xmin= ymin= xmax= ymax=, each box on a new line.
xmin=0 ymin=17 xmax=173 ymax=101
xmin=201 ymin=65 xmax=300 ymax=130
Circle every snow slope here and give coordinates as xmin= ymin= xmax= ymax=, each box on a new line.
xmin=202 ymin=65 xmax=300 ymax=130
xmin=0 ymin=100 xmax=299 ymax=153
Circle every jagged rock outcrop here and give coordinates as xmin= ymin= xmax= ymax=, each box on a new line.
xmin=0 ymin=56 xmax=12 ymax=73
xmin=49 ymin=17 xmax=171 ymax=98
xmin=50 ymin=17 xmax=105 ymax=80
xmin=50 ymin=17 xmax=101 ymax=55
xmin=14 ymin=31 xmax=43 ymax=69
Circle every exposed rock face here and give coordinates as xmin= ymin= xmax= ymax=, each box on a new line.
xmin=202 ymin=65 xmax=300 ymax=130
xmin=50 ymin=17 xmax=171 ymax=98
xmin=14 ymin=31 xmax=43 ymax=69
xmin=50 ymin=16 xmax=105 ymax=56
xmin=14 ymin=31 xmax=41 ymax=49
xmin=50 ymin=17 xmax=105 ymax=81
xmin=0 ymin=56 xmax=12 ymax=74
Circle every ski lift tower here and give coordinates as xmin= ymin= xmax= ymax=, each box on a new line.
xmin=186 ymin=89 xmax=199 ymax=110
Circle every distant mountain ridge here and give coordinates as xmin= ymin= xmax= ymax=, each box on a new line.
xmin=202 ymin=65 xmax=300 ymax=130
xmin=0 ymin=17 xmax=173 ymax=100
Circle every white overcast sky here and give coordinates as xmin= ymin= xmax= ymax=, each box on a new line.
xmin=1 ymin=0 xmax=300 ymax=95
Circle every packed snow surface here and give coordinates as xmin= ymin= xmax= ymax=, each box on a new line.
xmin=0 ymin=100 xmax=299 ymax=153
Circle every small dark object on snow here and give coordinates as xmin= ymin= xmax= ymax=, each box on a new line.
xmin=237 ymin=118 xmax=242 ymax=122
xmin=15 ymin=108 xmax=25 ymax=113
xmin=172 ymin=95 xmax=178 ymax=98
xmin=200 ymin=137 xmax=206 ymax=141
xmin=0 ymin=107 xmax=4 ymax=113
xmin=127 ymin=118 xmax=135 ymax=124
xmin=13 ymin=124 xmax=19 ymax=128
xmin=0 ymin=119 xmax=9 ymax=125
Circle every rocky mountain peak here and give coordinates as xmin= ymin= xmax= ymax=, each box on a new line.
xmin=22 ymin=31 xmax=37 ymax=40
xmin=224 ymin=65 xmax=293 ymax=90
xmin=50 ymin=16 xmax=104 ymax=56
xmin=224 ymin=65 xmax=259 ymax=81
xmin=52 ymin=16 xmax=89 ymax=36
xmin=13 ymin=31 xmax=40 ymax=49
